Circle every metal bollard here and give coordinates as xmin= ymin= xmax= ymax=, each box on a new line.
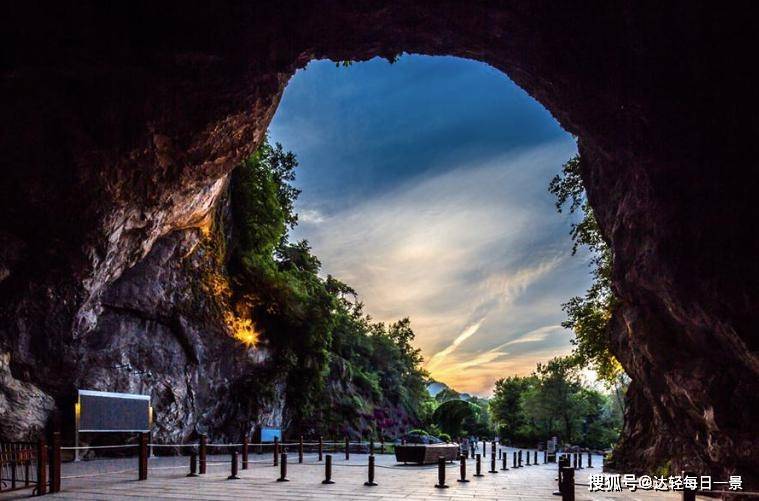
xmin=299 ymin=436 xmax=304 ymax=464
xmin=345 ymin=436 xmax=350 ymax=460
xmin=489 ymin=451 xmax=498 ymax=473
xmin=534 ymin=450 xmax=538 ymax=465
xmin=578 ymin=453 xmax=583 ymax=469
xmin=434 ymin=456 xmax=449 ymax=488
xmin=364 ymin=455 xmax=377 ymax=486
xmin=501 ymin=453 xmax=508 ymax=471
xmin=474 ymin=453 xmax=484 ymax=477
xmin=322 ymin=454 xmax=335 ymax=484
xmin=561 ymin=466 xmax=575 ymax=501
xmin=553 ymin=456 xmax=570 ymax=496
xmin=318 ymin=436 xmax=323 ymax=461
xmin=199 ymin=434 xmax=207 ymax=475
xmin=527 ymin=450 xmax=532 ymax=466
xmin=573 ymin=452 xmax=578 ymax=469
xmin=228 ymin=451 xmax=240 ymax=480
xmin=544 ymin=450 xmax=548 ymax=464
xmin=187 ymin=453 xmax=199 ymax=477
xmin=518 ymin=450 xmax=523 ymax=467
xmin=242 ymin=435 xmax=249 ymax=470
xmin=277 ymin=452 xmax=289 ymax=482
xmin=491 ymin=441 xmax=496 ymax=458
xmin=457 ymin=454 xmax=469 ymax=482
xmin=513 ymin=451 xmax=518 ymax=468
xmin=482 ymin=440 xmax=486 ymax=457
xmin=138 ymin=432 xmax=148 ymax=481
xmin=273 ymin=437 xmax=279 ymax=466
xmin=587 ymin=451 xmax=593 ymax=468
xmin=369 ymin=439 xmax=374 ymax=455
xmin=50 ymin=432 xmax=61 ymax=493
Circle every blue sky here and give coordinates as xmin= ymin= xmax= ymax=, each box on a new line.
xmin=269 ymin=55 xmax=592 ymax=395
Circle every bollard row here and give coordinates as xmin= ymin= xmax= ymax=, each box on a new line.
xmin=43 ymin=433 xmax=586 ymax=496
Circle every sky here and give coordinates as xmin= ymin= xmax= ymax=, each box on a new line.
xmin=268 ymin=55 xmax=593 ymax=396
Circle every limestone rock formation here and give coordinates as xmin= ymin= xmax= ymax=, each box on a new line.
xmin=76 ymin=223 xmax=285 ymax=444
xmin=1 ymin=0 xmax=756 ymax=487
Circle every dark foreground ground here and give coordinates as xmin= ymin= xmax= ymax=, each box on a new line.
xmin=1 ymin=450 xmax=713 ymax=500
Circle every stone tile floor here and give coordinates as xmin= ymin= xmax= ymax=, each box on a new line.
xmin=1 ymin=450 xmax=711 ymax=500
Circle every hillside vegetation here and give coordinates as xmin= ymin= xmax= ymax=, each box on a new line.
xmin=227 ymin=137 xmax=430 ymax=438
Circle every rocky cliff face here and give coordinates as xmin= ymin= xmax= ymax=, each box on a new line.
xmin=77 ymin=220 xmax=286 ymax=444
xmin=1 ymin=0 xmax=756 ymax=486
xmin=1 ymin=185 xmax=287 ymax=443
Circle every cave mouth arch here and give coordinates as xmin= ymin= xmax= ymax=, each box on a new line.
xmin=1 ymin=1 xmax=756 ymax=485
xmin=266 ymin=53 xmax=589 ymax=397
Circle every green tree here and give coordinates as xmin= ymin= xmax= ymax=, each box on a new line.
xmin=575 ymin=387 xmax=622 ymax=449
xmin=489 ymin=376 xmax=534 ymax=443
xmin=432 ymin=400 xmax=479 ymax=438
xmin=523 ymin=357 xmax=584 ymax=442
xmin=489 ymin=356 xmax=621 ymax=447
xmin=549 ymin=154 xmax=623 ymax=384
xmin=464 ymin=396 xmax=495 ymax=437
xmin=229 ymin=135 xmax=434 ymax=437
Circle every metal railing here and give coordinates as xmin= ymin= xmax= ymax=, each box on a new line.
xmin=0 ymin=440 xmax=44 ymax=494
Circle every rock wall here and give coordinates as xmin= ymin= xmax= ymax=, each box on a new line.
xmin=1 ymin=0 xmax=757 ymax=486
xmin=76 ymin=219 xmax=286 ymax=444
xmin=1 ymin=185 xmax=288 ymax=443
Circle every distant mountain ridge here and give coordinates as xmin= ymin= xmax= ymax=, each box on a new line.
xmin=427 ymin=380 xmax=475 ymax=402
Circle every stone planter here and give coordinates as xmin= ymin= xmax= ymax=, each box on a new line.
xmin=394 ymin=444 xmax=460 ymax=464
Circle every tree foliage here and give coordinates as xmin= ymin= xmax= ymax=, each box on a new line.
xmin=229 ymin=135 xmax=430 ymax=436
xmin=548 ymin=154 xmax=623 ymax=384
xmin=489 ymin=375 xmax=534 ymax=441
xmin=432 ymin=400 xmax=479 ymax=438
xmin=489 ymin=356 xmax=622 ymax=449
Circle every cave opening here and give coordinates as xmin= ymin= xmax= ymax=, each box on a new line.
xmin=251 ymin=52 xmax=623 ymax=450
xmin=1 ymin=1 xmax=756 ymax=489
xmin=266 ymin=54 xmax=600 ymax=394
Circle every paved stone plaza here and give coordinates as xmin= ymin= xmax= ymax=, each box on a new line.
xmin=1 ymin=450 xmax=710 ymax=500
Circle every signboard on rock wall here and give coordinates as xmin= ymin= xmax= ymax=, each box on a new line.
xmin=77 ymin=389 xmax=151 ymax=432
xmin=74 ymin=389 xmax=152 ymax=461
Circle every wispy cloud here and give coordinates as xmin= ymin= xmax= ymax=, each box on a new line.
xmin=499 ymin=324 xmax=565 ymax=348
xmin=288 ymin=140 xmax=590 ymax=394
xmin=426 ymin=319 xmax=485 ymax=372
xmin=429 ymin=324 xmax=570 ymax=393
xmin=299 ymin=209 xmax=325 ymax=224
xmin=270 ymin=57 xmax=594 ymax=395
